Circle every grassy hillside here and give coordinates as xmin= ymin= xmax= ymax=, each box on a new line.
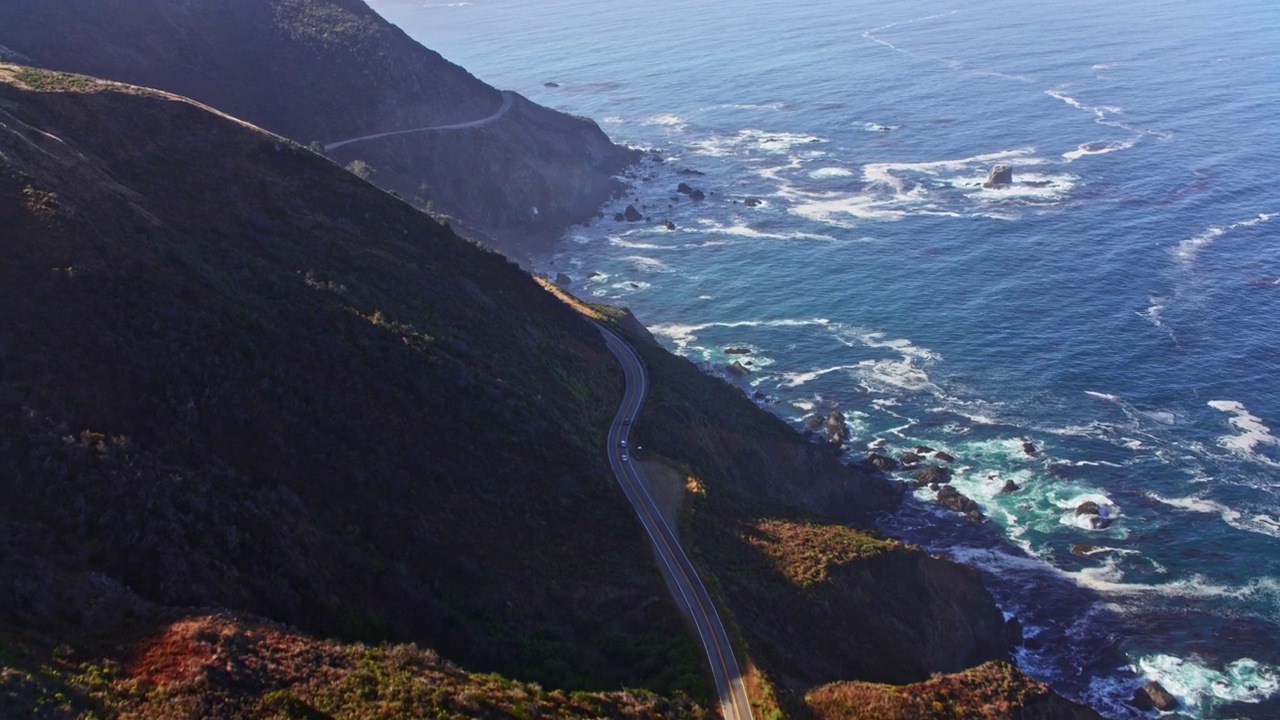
xmin=0 ymin=0 xmax=640 ymax=257
xmin=0 ymin=64 xmax=704 ymax=702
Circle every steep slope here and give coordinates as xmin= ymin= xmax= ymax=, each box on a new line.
xmin=0 ymin=64 xmax=703 ymax=701
xmin=0 ymin=0 xmax=640 ymax=258
xmin=0 ymin=66 xmax=1103 ymax=719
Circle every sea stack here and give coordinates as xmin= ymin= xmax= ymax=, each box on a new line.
xmin=983 ymin=164 xmax=1013 ymax=188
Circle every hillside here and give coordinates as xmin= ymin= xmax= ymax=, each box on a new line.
xmin=0 ymin=66 xmax=1104 ymax=719
xmin=0 ymin=0 xmax=640 ymax=259
xmin=0 ymin=64 xmax=707 ymax=706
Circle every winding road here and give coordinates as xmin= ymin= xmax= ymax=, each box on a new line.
xmin=323 ymin=90 xmax=515 ymax=152
xmin=598 ymin=325 xmax=755 ymax=720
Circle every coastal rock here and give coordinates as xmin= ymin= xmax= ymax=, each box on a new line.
xmin=543 ymin=81 xmax=560 ymax=88
xmin=677 ymin=168 xmax=705 ymax=176
xmin=688 ymin=188 xmax=706 ymax=201
xmin=676 ymin=182 xmax=695 ymax=195
xmin=1075 ymin=501 xmax=1100 ymax=516
xmin=724 ymin=347 xmax=752 ymax=355
xmin=983 ymin=164 xmax=1013 ymax=188
xmin=727 ymin=360 xmax=751 ymax=376
xmin=661 ymin=220 xmax=676 ymax=230
xmin=864 ymin=453 xmax=900 ymax=473
xmin=1000 ymin=478 xmax=1020 ymax=494
xmin=1046 ymin=462 xmax=1074 ymax=479
xmin=1071 ymin=543 xmax=1102 ymax=556
xmin=1075 ymin=501 xmax=1113 ymax=529
xmin=744 ymin=197 xmax=763 ymax=207
xmin=934 ymin=451 xmax=955 ymax=463
xmin=554 ymin=272 xmax=572 ymax=287
xmin=1021 ymin=439 xmax=1037 ymax=456
xmin=622 ymin=204 xmax=643 ymax=222
xmin=914 ymin=445 xmax=935 ymax=454
xmin=825 ymin=410 xmax=849 ymax=446
xmin=937 ymin=485 xmax=983 ymax=522
xmin=1131 ymin=681 xmax=1179 ymax=712
xmin=912 ymin=465 xmax=953 ymax=487
xmin=1004 ymin=616 xmax=1024 ymax=647
xmin=899 ymin=451 xmax=923 ymax=466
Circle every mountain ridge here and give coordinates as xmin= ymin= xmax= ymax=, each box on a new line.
xmin=0 ymin=0 xmax=640 ymax=259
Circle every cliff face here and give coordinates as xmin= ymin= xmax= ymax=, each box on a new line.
xmin=0 ymin=0 xmax=639 ymax=257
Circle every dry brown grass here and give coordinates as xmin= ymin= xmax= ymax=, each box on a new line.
xmin=806 ymin=661 xmax=1091 ymax=720
xmin=745 ymin=520 xmax=903 ymax=588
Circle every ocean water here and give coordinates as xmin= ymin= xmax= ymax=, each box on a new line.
xmin=369 ymin=1 xmax=1280 ymax=716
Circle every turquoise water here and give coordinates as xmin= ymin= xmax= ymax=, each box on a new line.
xmin=371 ymin=1 xmax=1280 ymax=716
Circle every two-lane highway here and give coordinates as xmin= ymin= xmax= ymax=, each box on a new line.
xmin=597 ymin=324 xmax=754 ymax=720
xmin=323 ymin=90 xmax=516 ymax=152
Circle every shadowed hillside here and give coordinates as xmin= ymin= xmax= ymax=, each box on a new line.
xmin=0 ymin=0 xmax=640 ymax=258
xmin=0 ymin=66 xmax=1104 ymax=719
xmin=0 ymin=64 xmax=705 ymax=704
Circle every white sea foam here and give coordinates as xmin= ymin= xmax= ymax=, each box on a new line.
xmin=1208 ymin=400 xmax=1280 ymax=462
xmin=702 ymin=102 xmax=788 ymax=112
xmin=1175 ymin=212 xmax=1276 ymax=264
xmin=940 ymin=539 xmax=1273 ymax=606
xmin=809 ymin=167 xmax=856 ymax=179
xmin=780 ymin=147 xmax=1062 ymax=226
xmin=648 ymin=318 xmax=831 ymax=353
xmin=607 ymin=280 xmax=650 ymax=293
xmin=1045 ymin=88 xmax=1170 ymax=140
xmin=1138 ymin=654 xmax=1280 ymax=708
xmin=1145 ymin=493 xmax=1280 ymax=539
xmin=1140 ymin=295 xmax=1166 ymax=327
xmin=777 ymin=365 xmax=860 ymax=388
xmin=609 ymin=237 xmax=668 ymax=250
xmin=698 ymin=222 xmax=839 ymax=243
xmin=641 ymin=113 xmax=688 ymax=131
xmin=1054 ymin=492 xmax=1120 ymax=531
xmin=859 ymin=122 xmax=899 ymax=133
xmin=821 ymin=329 xmax=943 ymax=395
xmin=687 ymin=129 xmax=826 ymax=158
xmin=623 ymin=255 xmax=673 ymax=273
xmin=1062 ymin=138 xmax=1136 ymax=161
xmin=860 ymin=10 xmax=959 ymax=54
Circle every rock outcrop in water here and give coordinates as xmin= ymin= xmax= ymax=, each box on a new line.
xmin=1132 ymin=680 xmax=1179 ymax=711
xmin=983 ymin=164 xmax=1014 ymax=188
xmin=938 ymin=485 xmax=984 ymax=522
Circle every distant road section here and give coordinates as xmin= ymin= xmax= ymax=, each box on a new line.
xmin=597 ymin=324 xmax=755 ymax=720
xmin=324 ymin=90 xmax=514 ymax=152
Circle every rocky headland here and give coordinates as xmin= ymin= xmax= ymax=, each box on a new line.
xmin=0 ymin=0 xmax=639 ymax=259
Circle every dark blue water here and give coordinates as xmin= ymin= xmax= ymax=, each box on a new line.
xmin=371 ymin=1 xmax=1280 ymax=716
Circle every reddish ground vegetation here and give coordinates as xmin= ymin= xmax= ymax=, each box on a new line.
xmin=806 ymin=661 xmax=1101 ymax=720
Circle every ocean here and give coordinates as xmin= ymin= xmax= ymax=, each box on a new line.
xmin=369 ymin=1 xmax=1280 ymax=716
